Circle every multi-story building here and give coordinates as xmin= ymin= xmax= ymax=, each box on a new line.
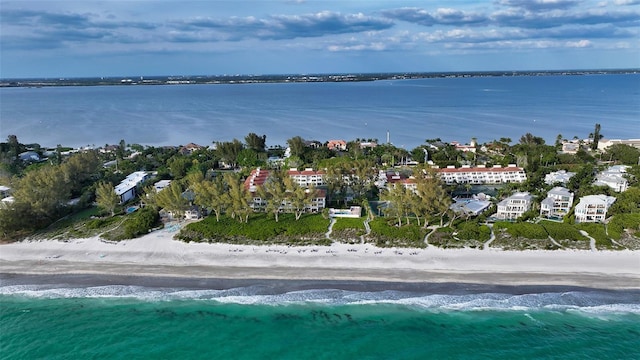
xmin=115 ymin=171 xmax=153 ymax=203
xmin=244 ymin=168 xmax=326 ymax=213
xmin=540 ymin=187 xmax=574 ymax=219
xmin=496 ymin=192 xmax=532 ymax=220
xmin=574 ymin=195 xmax=617 ymax=223
xmin=437 ymin=164 xmax=527 ymax=185
xmin=287 ymin=168 xmax=326 ymax=187
xmin=594 ymin=165 xmax=629 ymax=192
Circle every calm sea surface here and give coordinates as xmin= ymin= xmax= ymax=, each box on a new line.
xmin=1 ymin=278 xmax=639 ymax=360
xmin=1 ymin=74 xmax=639 ymax=149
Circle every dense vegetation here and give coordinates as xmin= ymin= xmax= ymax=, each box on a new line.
xmin=1 ymin=126 xmax=638 ymax=250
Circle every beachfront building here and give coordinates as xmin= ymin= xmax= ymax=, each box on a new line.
xmin=544 ymin=170 xmax=575 ymax=185
xmin=450 ymin=193 xmax=492 ymax=216
xmin=244 ymin=168 xmax=327 ymax=213
xmin=436 ymin=164 xmax=527 ymax=185
xmin=593 ymin=165 xmax=629 ymax=192
xmin=574 ymin=195 xmax=616 ymax=223
xmin=115 ymin=171 xmax=153 ymax=204
xmin=540 ymin=187 xmax=574 ymax=220
xmin=496 ymin=192 xmax=532 ymax=220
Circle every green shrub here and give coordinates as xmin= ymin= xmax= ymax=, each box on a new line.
xmin=367 ymin=218 xmax=427 ymax=248
xmin=539 ymin=220 xmax=587 ymax=241
xmin=455 ymin=222 xmax=491 ymax=241
xmin=608 ymin=213 xmax=640 ymax=240
xmin=493 ymin=222 xmax=547 ymax=239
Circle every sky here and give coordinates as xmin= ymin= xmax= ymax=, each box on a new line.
xmin=1 ymin=0 xmax=639 ymax=78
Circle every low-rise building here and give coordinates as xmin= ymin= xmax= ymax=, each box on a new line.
xmin=597 ymin=138 xmax=640 ymax=151
xmin=574 ymin=195 xmax=616 ymax=223
xmin=115 ymin=171 xmax=153 ymax=203
xmin=436 ymin=164 xmax=527 ymax=185
xmin=544 ymin=170 xmax=576 ymax=185
xmin=0 ymin=185 xmax=10 ymax=199
xmin=496 ymin=192 xmax=532 ymax=220
xmin=153 ymin=180 xmax=172 ymax=192
xmin=540 ymin=187 xmax=574 ymax=219
xmin=288 ymin=168 xmax=326 ymax=187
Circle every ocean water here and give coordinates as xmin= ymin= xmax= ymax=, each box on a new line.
xmin=1 ymin=74 xmax=638 ymax=149
xmin=1 ymin=278 xmax=639 ymax=359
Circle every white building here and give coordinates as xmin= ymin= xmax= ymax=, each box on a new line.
xmin=594 ymin=165 xmax=629 ymax=192
xmin=0 ymin=185 xmax=10 ymax=199
xmin=540 ymin=187 xmax=574 ymax=219
xmin=544 ymin=170 xmax=575 ymax=185
xmin=153 ymin=180 xmax=172 ymax=192
xmin=597 ymin=138 xmax=640 ymax=151
xmin=288 ymin=168 xmax=326 ymax=187
xmin=496 ymin=192 xmax=532 ymax=220
xmin=115 ymin=171 xmax=152 ymax=204
xmin=574 ymin=195 xmax=617 ymax=223
xmin=437 ymin=164 xmax=527 ymax=185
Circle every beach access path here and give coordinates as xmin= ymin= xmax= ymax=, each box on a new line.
xmin=1 ymin=229 xmax=639 ymax=290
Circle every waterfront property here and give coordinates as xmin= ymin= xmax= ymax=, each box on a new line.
xmin=436 ymin=165 xmax=527 ymax=185
xmin=540 ymin=187 xmax=574 ymax=220
xmin=597 ymin=138 xmax=640 ymax=151
xmin=115 ymin=171 xmax=153 ymax=204
xmin=450 ymin=194 xmax=492 ymax=216
xmin=574 ymin=194 xmax=617 ymax=223
xmin=594 ymin=165 xmax=629 ymax=192
xmin=496 ymin=192 xmax=532 ymax=220
xmin=326 ymin=140 xmax=347 ymax=151
xmin=244 ymin=168 xmax=327 ymax=213
xmin=329 ymin=206 xmax=362 ymax=218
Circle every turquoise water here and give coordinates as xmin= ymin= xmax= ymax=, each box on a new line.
xmin=2 ymin=284 xmax=639 ymax=359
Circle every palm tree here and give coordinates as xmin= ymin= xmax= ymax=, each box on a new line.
xmin=224 ymin=172 xmax=252 ymax=223
xmin=258 ymin=170 xmax=288 ymax=222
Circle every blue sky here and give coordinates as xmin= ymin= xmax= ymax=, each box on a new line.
xmin=1 ymin=0 xmax=639 ymax=78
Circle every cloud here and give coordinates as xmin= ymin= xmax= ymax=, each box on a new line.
xmin=381 ymin=7 xmax=489 ymax=26
xmin=496 ymin=0 xmax=580 ymax=11
xmin=178 ymin=11 xmax=394 ymax=41
xmin=614 ymin=0 xmax=640 ymax=5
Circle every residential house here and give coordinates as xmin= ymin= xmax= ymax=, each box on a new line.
xmin=496 ymin=192 xmax=532 ymax=220
xmin=594 ymin=165 xmax=629 ymax=192
xmin=115 ymin=171 xmax=153 ymax=203
xmin=574 ymin=195 xmax=616 ymax=223
xmin=436 ymin=164 xmax=527 ymax=185
xmin=451 ymin=139 xmax=477 ymax=153
xmin=0 ymin=185 xmax=10 ymax=199
xmin=561 ymin=141 xmax=580 ymax=154
xmin=153 ymin=180 xmax=172 ymax=192
xmin=18 ymin=151 xmax=41 ymax=162
xmin=326 ymin=140 xmax=347 ymax=151
xmin=540 ymin=187 xmax=574 ymax=219
xmin=450 ymin=193 xmax=492 ymax=216
xmin=544 ymin=170 xmax=575 ymax=185
xmin=179 ymin=142 xmax=204 ymax=155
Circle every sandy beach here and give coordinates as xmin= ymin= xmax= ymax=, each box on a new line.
xmin=1 ymin=229 xmax=639 ymax=290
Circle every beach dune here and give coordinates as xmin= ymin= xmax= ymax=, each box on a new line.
xmin=1 ymin=229 xmax=638 ymax=290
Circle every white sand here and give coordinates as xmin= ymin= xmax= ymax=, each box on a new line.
xmin=1 ymin=229 xmax=639 ymax=289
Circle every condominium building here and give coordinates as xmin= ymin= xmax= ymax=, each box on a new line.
xmin=437 ymin=164 xmax=527 ymax=185
xmin=593 ymin=165 xmax=629 ymax=192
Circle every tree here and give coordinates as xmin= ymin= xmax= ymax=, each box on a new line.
xmin=224 ymin=172 xmax=252 ymax=223
xmin=258 ymin=170 xmax=288 ymax=222
xmin=192 ymin=175 xmax=228 ymax=222
xmin=95 ymin=182 xmax=119 ymax=216
xmin=11 ymin=165 xmax=71 ymax=226
xmin=604 ymin=144 xmax=640 ymax=165
xmin=156 ymin=182 xmax=189 ymax=220
xmin=217 ymin=139 xmax=244 ymax=168
xmin=287 ymin=136 xmax=306 ymax=158
xmin=591 ymin=123 xmax=602 ymax=150
xmin=244 ymin=133 xmax=267 ymax=152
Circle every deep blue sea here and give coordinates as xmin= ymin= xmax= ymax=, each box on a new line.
xmin=1 ymin=276 xmax=639 ymax=360
xmin=1 ymin=74 xmax=638 ymax=149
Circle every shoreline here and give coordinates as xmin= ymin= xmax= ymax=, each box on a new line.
xmin=1 ymin=229 xmax=639 ymax=291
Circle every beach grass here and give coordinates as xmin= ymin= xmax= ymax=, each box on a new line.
xmin=178 ymin=213 xmax=331 ymax=245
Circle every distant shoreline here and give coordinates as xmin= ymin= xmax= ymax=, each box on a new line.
xmin=1 ymin=69 xmax=638 ymax=88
